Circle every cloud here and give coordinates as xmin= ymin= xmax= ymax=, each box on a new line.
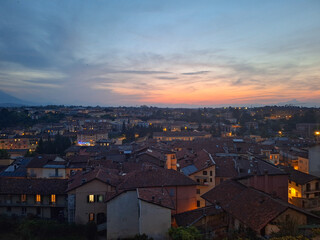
xmin=181 ymin=71 xmax=210 ymax=75
xmin=117 ymin=70 xmax=171 ymax=75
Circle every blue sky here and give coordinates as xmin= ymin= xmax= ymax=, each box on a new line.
xmin=0 ymin=0 xmax=320 ymax=106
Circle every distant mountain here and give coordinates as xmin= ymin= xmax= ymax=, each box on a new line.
xmin=0 ymin=90 xmax=34 ymax=107
xmin=276 ymin=99 xmax=320 ymax=108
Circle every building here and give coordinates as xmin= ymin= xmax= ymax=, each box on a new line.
xmin=77 ymin=130 xmax=108 ymax=146
xmin=106 ymin=188 xmax=173 ymax=240
xmin=202 ymin=180 xmax=320 ymax=237
xmin=26 ymin=155 xmax=68 ymax=179
xmin=281 ymin=166 xmax=320 ymax=210
xmin=180 ymin=149 xmax=216 ymax=208
xmin=66 ymin=167 xmax=120 ymax=225
xmin=0 ymin=178 xmax=67 ymax=220
xmin=118 ymin=165 xmax=197 ymax=214
xmin=153 ymin=131 xmax=211 ymax=142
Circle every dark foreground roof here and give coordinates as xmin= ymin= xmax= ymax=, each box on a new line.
xmin=0 ymin=178 xmax=67 ymax=195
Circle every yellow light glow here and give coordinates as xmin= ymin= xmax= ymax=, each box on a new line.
xmin=315 ymin=131 xmax=320 ymax=135
xmin=294 ymin=166 xmax=299 ymax=170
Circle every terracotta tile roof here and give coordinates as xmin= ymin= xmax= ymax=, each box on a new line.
xmin=118 ymin=165 xmax=197 ymax=190
xmin=280 ymin=166 xmax=319 ymax=185
xmin=180 ymin=149 xmax=215 ymax=175
xmin=202 ymin=180 xmax=320 ymax=232
xmin=214 ymin=157 xmax=237 ymax=178
xmin=26 ymin=154 xmax=59 ymax=168
xmin=0 ymin=178 xmax=67 ymax=195
xmin=235 ymin=157 xmax=286 ymax=178
xmin=137 ymin=188 xmax=175 ymax=209
xmin=66 ymin=167 xmax=121 ymax=192
xmin=174 ymin=205 xmax=223 ymax=227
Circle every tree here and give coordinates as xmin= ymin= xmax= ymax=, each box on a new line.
xmin=0 ymin=149 xmax=10 ymax=159
xmin=168 ymin=226 xmax=202 ymax=240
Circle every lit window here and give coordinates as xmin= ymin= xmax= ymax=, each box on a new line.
xmin=88 ymin=194 xmax=94 ymax=203
xmin=97 ymin=195 xmax=104 ymax=202
xmin=51 ymin=194 xmax=56 ymax=203
xmin=36 ymin=194 xmax=41 ymax=203
xmin=89 ymin=213 xmax=95 ymax=222
xmin=21 ymin=194 xmax=27 ymax=202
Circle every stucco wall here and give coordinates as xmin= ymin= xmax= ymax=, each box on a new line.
xmin=107 ymin=191 xmax=139 ymax=240
xmin=139 ymin=200 xmax=171 ymax=240
xmin=71 ymin=179 xmax=112 ymax=224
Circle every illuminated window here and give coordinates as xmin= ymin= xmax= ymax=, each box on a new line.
xmin=51 ymin=194 xmax=56 ymax=203
xmin=270 ymin=155 xmax=273 ymax=160
xmin=89 ymin=213 xmax=95 ymax=222
xmin=97 ymin=195 xmax=104 ymax=202
xmin=36 ymin=194 xmax=41 ymax=203
xmin=88 ymin=194 xmax=94 ymax=203
xmin=21 ymin=194 xmax=27 ymax=202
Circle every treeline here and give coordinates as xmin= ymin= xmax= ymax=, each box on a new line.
xmin=36 ymin=135 xmax=72 ymax=155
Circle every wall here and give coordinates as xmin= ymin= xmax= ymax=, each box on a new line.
xmin=139 ymin=200 xmax=171 ymax=240
xmin=70 ymin=179 xmax=111 ymax=225
xmin=309 ymin=145 xmax=320 ymax=177
xmin=164 ymin=185 xmax=197 ymax=214
xmin=190 ymin=165 xmax=216 ymax=208
xmin=107 ymin=191 xmax=139 ymax=240
xmin=247 ymin=174 xmax=288 ymax=202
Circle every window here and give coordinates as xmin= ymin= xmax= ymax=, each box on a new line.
xmin=21 ymin=207 xmax=26 ymax=215
xmin=36 ymin=194 xmax=41 ymax=203
xmin=210 ymin=171 xmax=212 ymax=176
xmin=203 ymin=171 xmax=207 ymax=175
xmin=51 ymin=194 xmax=56 ymax=203
xmin=316 ymin=182 xmax=319 ymax=190
xmin=169 ymin=189 xmax=175 ymax=197
xmin=89 ymin=213 xmax=95 ymax=222
xmin=21 ymin=194 xmax=27 ymax=203
xmin=306 ymin=194 xmax=309 ymax=198
xmin=97 ymin=195 xmax=104 ymax=202
xmin=307 ymin=183 xmax=311 ymax=191
xmin=196 ymin=189 xmax=200 ymax=194
xmin=37 ymin=207 xmax=41 ymax=215
xmin=210 ymin=178 xmax=212 ymax=182
xmin=88 ymin=194 xmax=94 ymax=203
xmin=197 ymin=201 xmax=200 ymax=208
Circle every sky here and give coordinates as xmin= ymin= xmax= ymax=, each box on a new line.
xmin=0 ymin=0 xmax=320 ymax=107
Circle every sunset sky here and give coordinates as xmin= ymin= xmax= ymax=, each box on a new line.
xmin=0 ymin=0 xmax=320 ymax=107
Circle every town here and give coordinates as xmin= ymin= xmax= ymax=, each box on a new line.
xmin=0 ymin=105 xmax=320 ymax=239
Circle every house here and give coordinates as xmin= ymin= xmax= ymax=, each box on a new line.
xmin=26 ymin=155 xmax=68 ymax=179
xmin=136 ymin=148 xmax=177 ymax=170
xmin=106 ymin=188 xmax=174 ymax=240
xmin=201 ymin=180 xmax=320 ymax=237
xmin=234 ymin=156 xmax=288 ymax=201
xmin=0 ymin=178 xmax=67 ymax=220
xmin=153 ymin=131 xmax=211 ymax=142
xmin=281 ymin=166 xmax=320 ymax=210
xmin=180 ymin=149 xmax=216 ymax=208
xmin=66 ymin=167 xmax=120 ymax=225
xmin=118 ymin=165 xmax=197 ymax=214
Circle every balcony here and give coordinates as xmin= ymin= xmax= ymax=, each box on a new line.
xmin=0 ymin=201 xmax=66 ymax=208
